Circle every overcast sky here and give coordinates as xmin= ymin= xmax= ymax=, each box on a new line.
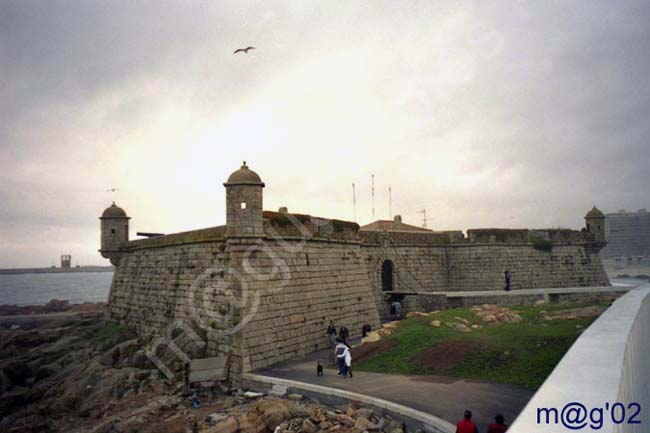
xmin=1 ymin=1 xmax=649 ymax=267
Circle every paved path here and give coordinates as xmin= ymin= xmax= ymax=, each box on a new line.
xmin=256 ymin=344 xmax=534 ymax=430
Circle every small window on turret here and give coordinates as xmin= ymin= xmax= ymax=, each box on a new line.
xmin=111 ymin=229 xmax=116 ymax=234
xmin=241 ymin=202 xmax=247 ymax=209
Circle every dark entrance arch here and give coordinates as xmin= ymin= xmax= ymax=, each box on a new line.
xmin=381 ymin=260 xmax=394 ymax=291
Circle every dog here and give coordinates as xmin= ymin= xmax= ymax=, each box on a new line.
xmin=316 ymin=360 xmax=323 ymax=376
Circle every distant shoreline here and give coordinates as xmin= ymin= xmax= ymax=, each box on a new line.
xmin=0 ymin=266 xmax=114 ymax=275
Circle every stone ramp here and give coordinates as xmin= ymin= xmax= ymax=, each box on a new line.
xmin=253 ymin=345 xmax=534 ymax=430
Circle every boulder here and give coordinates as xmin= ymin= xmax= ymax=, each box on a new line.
xmin=357 ymin=407 xmax=374 ymax=418
xmin=336 ymin=414 xmax=355 ymax=426
xmin=430 ymin=320 xmax=441 ymax=327
xmin=354 ymin=416 xmax=371 ymax=431
xmin=257 ymin=399 xmax=290 ymax=429
xmin=205 ymin=412 xmax=229 ymax=425
xmin=237 ymin=413 xmax=266 ymax=433
xmin=361 ymin=330 xmax=382 ymax=343
xmin=471 ymin=305 xmax=523 ymax=323
xmin=405 ymin=312 xmax=429 ymax=318
xmin=301 ymin=418 xmax=317 ymax=433
xmin=204 ymin=416 xmax=238 ymax=433
xmin=44 ymin=299 xmax=70 ymax=312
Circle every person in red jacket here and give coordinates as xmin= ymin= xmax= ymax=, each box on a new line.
xmin=487 ymin=414 xmax=508 ymax=433
xmin=456 ymin=410 xmax=479 ymax=433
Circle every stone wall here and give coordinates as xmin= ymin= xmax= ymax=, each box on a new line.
xmin=362 ymin=242 xmax=610 ymax=319
xmin=108 ymin=241 xmax=228 ymax=332
xmin=446 ymin=244 xmax=609 ymax=291
xmin=106 ymin=235 xmax=381 ymax=375
xmin=229 ymin=238 xmax=380 ymax=372
xmin=363 ymin=244 xmax=448 ymax=319
xmin=106 ymin=216 xmax=609 ymax=372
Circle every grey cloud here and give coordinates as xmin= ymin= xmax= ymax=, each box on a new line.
xmin=1 ymin=0 xmax=650 ymax=266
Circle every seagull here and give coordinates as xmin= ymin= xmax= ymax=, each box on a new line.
xmin=234 ymin=46 xmax=255 ymax=54
xmin=106 ymin=188 xmax=119 ymax=192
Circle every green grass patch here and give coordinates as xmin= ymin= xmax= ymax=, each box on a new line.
xmin=355 ymin=302 xmax=607 ymax=389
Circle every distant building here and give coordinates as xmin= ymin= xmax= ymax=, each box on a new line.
xmin=360 ymin=215 xmax=431 ymax=232
xmin=61 ymin=254 xmax=71 ymax=269
xmin=601 ymin=209 xmax=650 ymax=258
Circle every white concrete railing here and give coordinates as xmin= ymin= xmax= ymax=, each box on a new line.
xmin=509 ymin=284 xmax=650 ymax=433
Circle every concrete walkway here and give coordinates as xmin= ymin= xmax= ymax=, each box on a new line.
xmin=256 ymin=345 xmax=534 ymax=430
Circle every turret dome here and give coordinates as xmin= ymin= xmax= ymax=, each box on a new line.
xmin=224 ymin=161 xmax=264 ymax=186
xmin=586 ymin=206 xmax=605 ymax=219
xmin=101 ymin=202 xmax=128 ymax=218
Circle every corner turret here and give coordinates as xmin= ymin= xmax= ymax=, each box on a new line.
xmin=224 ymin=161 xmax=265 ymax=237
xmin=99 ymin=202 xmax=130 ymax=266
xmin=585 ymin=205 xmax=606 ymax=246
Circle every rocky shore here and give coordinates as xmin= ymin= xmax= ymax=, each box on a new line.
xmin=0 ymin=305 xmax=412 ymax=433
xmin=0 ymin=299 xmax=104 ymax=317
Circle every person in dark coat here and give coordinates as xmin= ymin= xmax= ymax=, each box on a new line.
xmin=339 ymin=326 xmax=350 ymax=346
xmin=504 ymin=270 xmax=511 ymax=292
xmin=361 ymin=321 xmax=372 ymax=338
xmin=327 ymin=321 xmax=337 ymax=348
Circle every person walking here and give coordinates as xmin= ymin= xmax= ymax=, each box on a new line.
xmin=456 ymin=410 xmax=479 ymax=433
xmin=361 ymin=321 xmax=372 ymax=338
xmin=487 ymin=414 xmax=508 ymax=433
xmin=339 ymin=325 xmax=350 ymax=346
xmin=504 ymin=270 xmax=511 ymax=292
xmin=327 ymin=321 xmax=337 ymax=348
xmin=344 ymin=346 xmax=353 ymax=378
xmin=334 ymin=338 xmax=348 ymax=376
xmin=391 ymin=300 xmax=402 ymax=319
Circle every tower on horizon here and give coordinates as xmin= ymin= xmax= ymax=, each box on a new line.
xmin=60 ymin=254 xmax=71 ymax=269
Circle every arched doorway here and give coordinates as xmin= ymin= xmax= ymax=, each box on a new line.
xmin=381 ymin=260 xmax=394 ymax=291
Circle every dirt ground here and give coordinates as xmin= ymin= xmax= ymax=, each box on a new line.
xmin=350 ymin=339 xmax=399 ymax=364
xmin=410 ymin=341 xmax=481 ymax=371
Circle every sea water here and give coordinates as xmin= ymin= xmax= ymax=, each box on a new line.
xmin=0 ymin=272 xmax=113 ymax=305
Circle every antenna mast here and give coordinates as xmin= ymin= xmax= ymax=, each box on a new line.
xmin=417 ymin=209 xmax=428 ymax=228
xmin=389 ymin=187 xmax=392 ymax=219
xmin=352 ymin=183 xmax=357 ymax=222
xmin=371 ymin=174 xmax=375 ymax=221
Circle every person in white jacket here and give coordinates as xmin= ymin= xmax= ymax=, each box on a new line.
xmin=334 ymin=338 xmax=347 ymax=376
xmin=344 ymin=346 xmax=353 ymax=378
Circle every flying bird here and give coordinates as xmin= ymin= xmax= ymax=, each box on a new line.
xmin=234 ymin=46 xmax=255 ymax=54
xmin=106 ymin=188 xmax=119 ymax=192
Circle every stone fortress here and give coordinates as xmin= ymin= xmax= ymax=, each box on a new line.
xmin=100 ymin=162 xmax=610 ymax=376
